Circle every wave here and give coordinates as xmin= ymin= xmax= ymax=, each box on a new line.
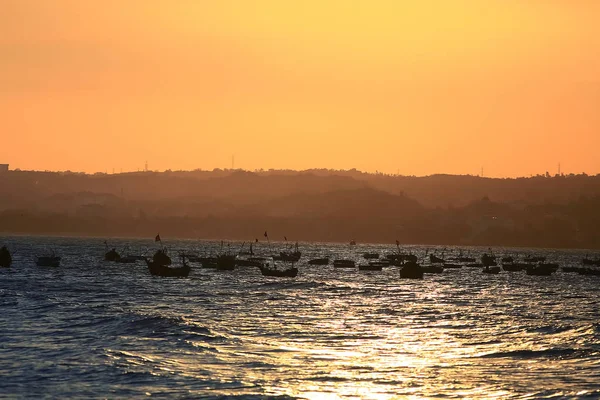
xmin=477 ymin=348 xmax=593 ymax=360
xmin=517 ymin=389 xmax=600 ymax=399
xmin=525 ymin=323 xmax=600 ymax=340
xmin=525 ymin=324 xmax=576 ymax=336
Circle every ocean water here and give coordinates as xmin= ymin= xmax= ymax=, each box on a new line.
xmin=1 ymin=236 xmax=600 ymax=399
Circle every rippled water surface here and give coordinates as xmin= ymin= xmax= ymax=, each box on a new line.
xmin=1 ymin=236 xmax=600 ymax=399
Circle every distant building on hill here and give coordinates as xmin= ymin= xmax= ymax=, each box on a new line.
xmin=0 ymin=164 xmax=8 ymax=173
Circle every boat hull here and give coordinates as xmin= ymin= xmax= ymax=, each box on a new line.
xmin=400 ymin=262 xmax=424 ymax=279
xmin=146 ymin=260 xmax=190 ymax=277
xmin=333 ymin=260 xmax=355 ymax=268
xmin=0 ymin=246 xmax=11 ymax=268
xmin=308 ymin=258 xmax=329 ymax=265
xmin=216 ymin=255 xmax=236 ymax=270
xmin=422 ymin=265 xmax=444 ymax=273
xmin=358 ymin=264 xmax=383 ymax=271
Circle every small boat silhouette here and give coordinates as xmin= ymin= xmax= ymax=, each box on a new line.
xmin=358 ymin=263 xmax=383 ymax=271
xmin=104 ymin=247 xmax=121 ymax=262
xmin=258 ymin=258 xmax=298 ymax=277
xmin=481 ymin=252 xmax=497 ymax=267
xmin=36 ymin=251 xmax=61 ymax=267
xmin=429 ymin=254 xmax=444 ymax=264
xmin=146 ymin=254 xmax=190 ymax=277
xmin=308 ymin=257 xmax=329 ymax=265
xmin=422 ymin=265 xmax=444 ymax=273
xmin=526 ymin=263 xmax=554 ymax=276
xmin=216 ymin=254 xmax=236 ymax=271
xmin=333 ymin=259 xmax=355 ymax=268
xmin=400 ymin=261 xmax=424 ymax=279
xmin=483 ymin=266 xmax=501 ymax=274
xmin=0 ymin=245 xmax=12 ymax=268
xmin=524 ymin=255 xmax=546 ymax=263
xmin=502 ymin=262 xmax=527 ymax=272
xmin=363 ymin=253 xmax=379 ymax=259
xmin=443 ymin=263 xmax=462 ymax=269
xmin=153 ymin=249 xmax=172 ymax=266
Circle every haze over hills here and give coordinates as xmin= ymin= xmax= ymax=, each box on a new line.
xmin=1 ymin=168 xmax=600 ymax=249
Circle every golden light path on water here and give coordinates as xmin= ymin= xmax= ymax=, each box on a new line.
xmin=129 ymin=276 xmax=598 ymax=399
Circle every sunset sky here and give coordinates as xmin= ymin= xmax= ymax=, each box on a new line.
xmin=1 ymin=1 xmax=599 ymax=177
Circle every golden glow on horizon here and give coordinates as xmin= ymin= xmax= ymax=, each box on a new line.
xmin=1 ymin=1 xmax=599 ymax=177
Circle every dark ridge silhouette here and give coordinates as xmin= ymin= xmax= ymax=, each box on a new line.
xmin=1 ymin=169 xmax=600 ymax=248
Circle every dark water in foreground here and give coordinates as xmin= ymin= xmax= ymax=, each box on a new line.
xmin=1 ymin=236 xmax=600 ymax=399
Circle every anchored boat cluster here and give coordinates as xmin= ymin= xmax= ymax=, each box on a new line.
xmin=4 ymin=238 xmax=600 ymax=280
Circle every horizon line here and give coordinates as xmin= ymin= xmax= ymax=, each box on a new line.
xmin=2 ymin=166 xmax=598 ymax=180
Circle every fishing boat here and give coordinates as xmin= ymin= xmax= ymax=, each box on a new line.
xmin=115 ymin=255 xmax=137 ymax=264
xmin=308 ymin=257 xmax=329 ymax=265
xmin=104 ymin=242 xmax=121 ymax=262
xmin=153 ymin=249 xmax=172 ymax=266
xmin=187 ymin=255 xmax=201 ymax=263
xmin=235 ymin=258 xmax=259 ymax=267
xmin=333 ymin=259 xmax=356 ymax=268
xmin=36 ymin=251 xmax=61 ymax=267
xmin=577 ymin=268 xmax=600 ymax=276
xmin=275 ymin=242 xmax=301 ymax=262
xmin=387 ymin=253 xmax=417 ymax=265
xmin=562 ymin=265 xmax=580 ymax=273
xmin=259 ymin=266 xmax=298 ymax=277
xmin=371 ymin=259 xmax=390 ymax=267
xmin=363 ymin=253 xmax=379 ymax=259
xmin=526 ymin=263 xmax=554 ymax=276
xmin=403 ymin=254 xmax=418 ymax=263
xmin=146 ymin=255 xmax=190 ymax=277
xmin=524 ymin=255 xmax=546 ymax=263
xmin=481 ymin=252 xmax=497 ymax=267
xmin=502 ymin=262 xmax=527 ymax=272
xmin=200 ymin=257 xmax=218 ymax=269
xmin=400 ymin=261 xmax=424 ymax=279
xmin=0 ymin=246 xmax=12 ymax=268
xmin=258 ymin=258 xmax=298 ymax=277
xmin=388 ymin=258 xmax=405 ymax=267
xmin=582 ymin=257 xmax=600 ymax=266
xmin=429 ymin=254 xmax=445 ymax=264
xmin=236 ymin=256 xmax=270 ymax=267
xmin=455 ymin=250 xmax=476 ymax=263
xmin=443 ymin=263 xmax=462 ymax=269
xmin=238 ymin=242 xmax=254 ymax=256
xmin=216 ymin=254 xmax=236 ymax=270
xmin=358 ymin=263 xmax=384 ymax=271
xmin=274 ymin=252 xmax=301 ymax=262
xmin=483 ymin=266 xmax=501 ymax=274
xmin=539 ymin=262 xmax=559 ymax=272
xmin=421 ymin=265 xmax=444 ymax=273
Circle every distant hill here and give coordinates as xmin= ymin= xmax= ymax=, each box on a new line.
xmin=1 ymin=169 xmax=599 ymax=248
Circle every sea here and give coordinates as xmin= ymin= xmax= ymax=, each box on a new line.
xmin=1 ymin=236 xmax=600 ymax=399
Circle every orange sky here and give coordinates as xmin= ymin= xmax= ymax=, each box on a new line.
xmin=1 ymin=1 xmax=599 ymax=177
